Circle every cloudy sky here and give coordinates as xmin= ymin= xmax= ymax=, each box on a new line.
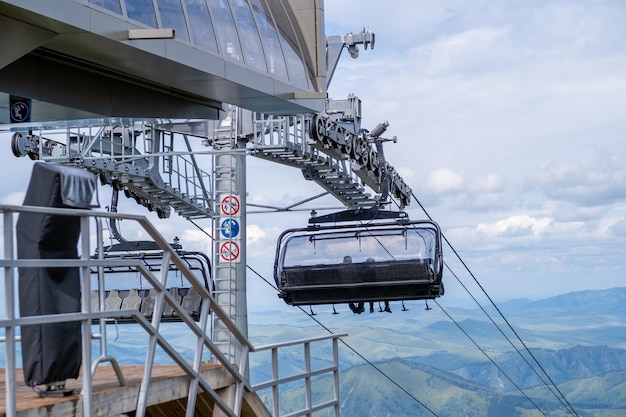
xmin=320 ymin=0 xmax=626 ymax=306
xmin=2 ymin=0 xmax=626 ymax=314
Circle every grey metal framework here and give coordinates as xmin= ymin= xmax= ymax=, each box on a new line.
xmin=8 ymin=118 xmax=215 ymax=219
xmin=1 ymin=204 xmax=251 ymax=417
xmin=6 ymin=97 xmax=411 ymax=217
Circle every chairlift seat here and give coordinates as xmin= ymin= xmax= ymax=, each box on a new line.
xmin=90 ymin=249 xmax=212 ymax=323
xmin=280 ymin=259 xmax=441 ymax=305
xmin=105 ymin=289 xmax=123 ymax=311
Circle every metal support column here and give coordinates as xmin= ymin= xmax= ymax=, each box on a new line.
xmin=211 ymin=108 xmax=248 ymax=369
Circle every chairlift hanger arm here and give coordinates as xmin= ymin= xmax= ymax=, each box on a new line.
xmin=309 ymin=208 xmax=407 ymax=224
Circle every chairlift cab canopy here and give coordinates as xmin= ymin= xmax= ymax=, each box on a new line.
xmin=274 ymin=210 xmax=444 ymax=306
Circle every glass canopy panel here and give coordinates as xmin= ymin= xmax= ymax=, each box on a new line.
xmin=230 ymin=0 xmax=267 ymax=72
xmin=248 ymin=0 xmax=288 ymax=81
xmin=282 ymin=39 xmax=310 ymax=89
xmin=184 ymin=0 xmax=219 ymax=53
xmin=157 ymin=0 xmax=190 ymax=41
xmin=265 ymin=2 xmax=311 ymax=89
xmin=88 ymin=0 xmax=312 ymax=89
xmin=208 ymin=0 xmax=244 ymax=62
xmin=281 ymin=228 xmax=437 ymax=268
xmin=125 ymin=0 xmax=158 ymax=27
xmin=88 ymin=0 xmax=122 ymax=14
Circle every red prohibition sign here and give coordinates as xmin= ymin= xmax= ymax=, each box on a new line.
xmin=221 ymin=195 xmax=240 ymax=216
xmin=219 ymin=241 xmax=240 ymax=262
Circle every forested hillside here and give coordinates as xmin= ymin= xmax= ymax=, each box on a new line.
xmin=260 ymin=351 xmax=626 ymax=417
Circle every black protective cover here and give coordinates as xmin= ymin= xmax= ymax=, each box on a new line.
xmin=16 ymin=162 xmax=97 ymax=386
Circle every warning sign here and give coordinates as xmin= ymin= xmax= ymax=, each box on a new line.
xmin=220 ymin=195 xmax=240 ymax=216
xmin=219 ymin=241 xmax=240 ymax=262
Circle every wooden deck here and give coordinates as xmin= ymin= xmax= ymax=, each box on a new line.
xmin=0 ymin=364 xmax=271 ymax=417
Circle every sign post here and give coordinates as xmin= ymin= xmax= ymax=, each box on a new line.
xmin=211 ymin=116 xmax=248 ymax=369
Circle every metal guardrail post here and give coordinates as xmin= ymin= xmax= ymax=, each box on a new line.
xmin=333 ymin=337 xmax=340 ymax=417
xmin=135 ymin=250 xmax=171 ymax=417
xmin=3 ymin=210 xmax=17 ymax=417
xmin=89 ymin=219 xmax=126 ymax=390
xmin=80 ymin=215 xmax=94 ymax=417
xmin=304 ymin=342 xmax=312 ymax=412
xmin=272 ymin=347 xmax=279 ymax=417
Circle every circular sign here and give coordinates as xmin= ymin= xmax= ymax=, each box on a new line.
xmin=219 ymin=241 xmax=240 ymax=262
xmin=10 ymin=101 xmax=30 ymax=123
xmin=220 ymin=218 xmax=240 ymax=239
xmin=220 ymin=195 xmax=240 ymax=216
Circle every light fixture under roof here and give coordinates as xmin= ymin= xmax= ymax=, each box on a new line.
xmin=128 ymin=28 xmax=174 ymax=40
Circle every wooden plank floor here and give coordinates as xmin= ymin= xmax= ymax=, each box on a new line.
xmin=0 ymin=363 xmax=231 ymax=417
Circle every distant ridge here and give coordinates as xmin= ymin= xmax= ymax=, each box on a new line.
xmin=494 ymin=286 xmax=626 ymax=319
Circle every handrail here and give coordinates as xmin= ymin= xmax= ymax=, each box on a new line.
xmin=251 ymin=333 xmax=346 ymax=417
xmin=253 ymin=333 xmax=348 ymax=351
xmin=0 ymin=204 xmax=252 ymax=417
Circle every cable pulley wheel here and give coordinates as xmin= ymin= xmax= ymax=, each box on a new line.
xmin=367 ymin=148 xmax=378 ymax=171
xmin=349 ymin=136 xmax=359 ymax=159
xmin=314 ymin=115 xmax=326 ymax=140
xmin=11 ymin=132 xmax=28 ymax=158
xmin=337 ymin=129 xmax=351 ymax=155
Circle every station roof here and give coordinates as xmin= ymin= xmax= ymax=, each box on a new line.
xmin=0 ymin=0 xmax=327 ymax=122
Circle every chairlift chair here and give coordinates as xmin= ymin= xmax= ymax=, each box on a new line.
xmin=91 ymin=243 xmax=213 ymax=323
xmin=274 ymin=209 xmax=444 ymax=306
xmin=89 ymin=187 xmax=213 ymax=323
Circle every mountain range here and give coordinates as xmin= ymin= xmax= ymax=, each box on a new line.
xmin=248 ymin=287 xmax=626 ymax=416
xmin=1 ymin=287 xmax=624 ymax=415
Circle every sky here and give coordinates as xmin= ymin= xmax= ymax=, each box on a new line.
xmin=2 ymin=0 xmax=626 ymax=315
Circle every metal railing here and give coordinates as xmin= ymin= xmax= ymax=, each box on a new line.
xmin=0 ymin=204 xmax=251 ymax=417
xmin=0 ymin=204 xmax=348 ymax=417
xmin=251 ymin=333 xmax=346 ymax=417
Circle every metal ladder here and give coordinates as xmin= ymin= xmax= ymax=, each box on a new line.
xmin=210 ymin=106 xmax=243 ymax=365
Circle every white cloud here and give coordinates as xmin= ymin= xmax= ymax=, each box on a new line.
xmin=246 ymin=224 xmax=282 ymax=262
xmin=609 ymin=219 xmax=626 ymax=237
xmin=180 ymin=227 xmax=213 ymax=255
xmin=533 ymin=155 xmax=626 ymax=206
xmin=421 ymin=27 xmax=511 ymax=75
xmin=479 ymin=215 xmax=553 ymax=238
xmin=426 ymin=168 xmax=464 ymax=194
xmin=469 ymin=173 xmax=505 ymax=193
xmin=446 ymin=215 xmax=553 ymax=252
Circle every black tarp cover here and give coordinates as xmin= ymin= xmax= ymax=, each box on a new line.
xmin=16 ymin=162 xmax=98 ymax=386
